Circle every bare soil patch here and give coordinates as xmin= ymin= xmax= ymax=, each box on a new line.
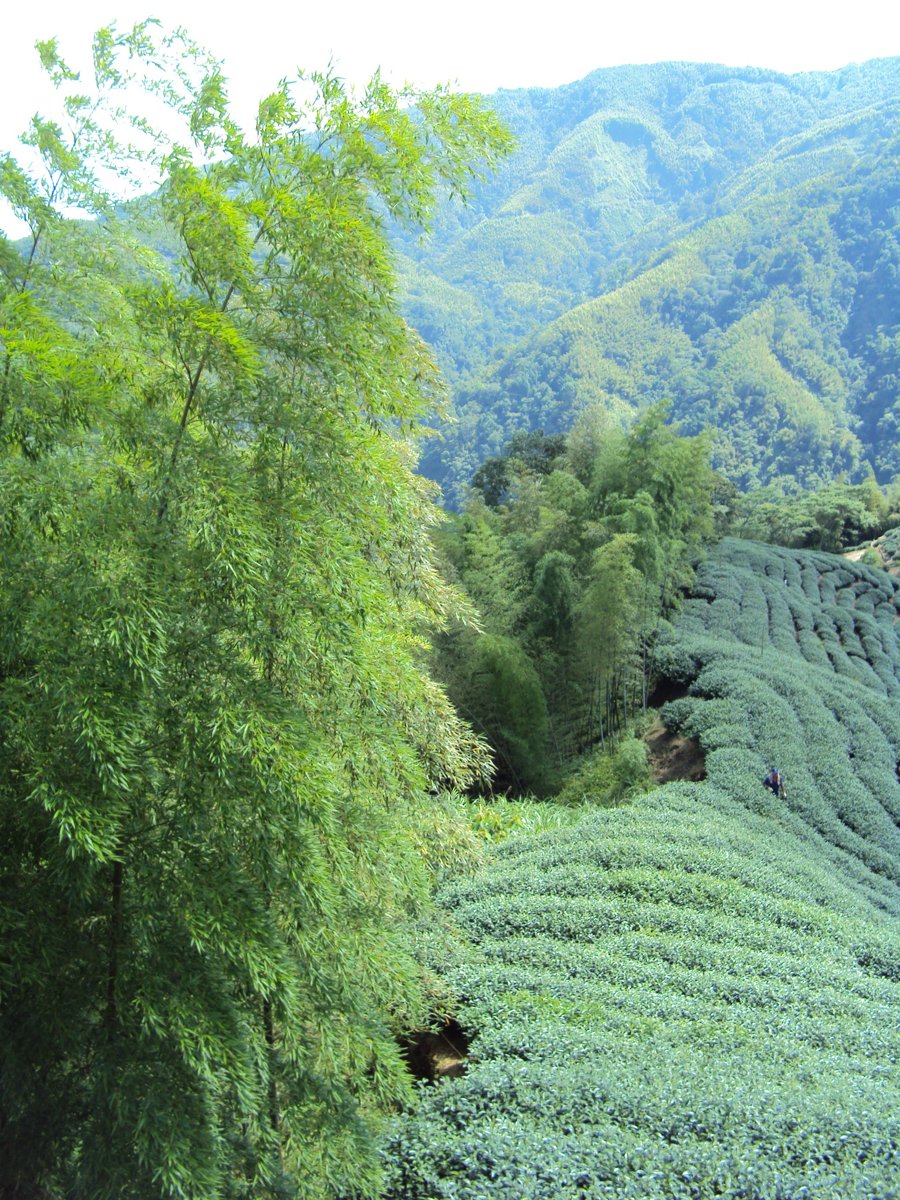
xmin=644 ymin=719 xmax=706 ymax=784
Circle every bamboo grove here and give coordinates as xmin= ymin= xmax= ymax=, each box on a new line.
xmin=429 ymin=410 xmax=717 ymax=793
xmin=0 ymin=22 xmax=511 ymax=1199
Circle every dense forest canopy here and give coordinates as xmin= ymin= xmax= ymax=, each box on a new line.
xmin=393 ymin=60 xmax=900 ymax=500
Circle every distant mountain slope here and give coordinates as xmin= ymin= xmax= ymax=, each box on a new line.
xmin=382 ymin=540 xmax=900 ymax=1199
xmin=396 ymin=60 xmax=900 ymax=499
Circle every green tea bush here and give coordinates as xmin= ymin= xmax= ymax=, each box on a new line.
xmin=384 ymin=826 xmax=899 ymax=1196
xmin=382 ymin=541 xmax=899 ymax=1199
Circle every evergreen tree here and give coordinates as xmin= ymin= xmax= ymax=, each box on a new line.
xmin=0 ymin=22 xmax=508 ymax=1198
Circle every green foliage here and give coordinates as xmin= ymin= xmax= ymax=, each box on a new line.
xmin=381 ymin=540 xmax=900 ymax=1199
xmin=655 ymin=539 xmax=900 ymax=892
xmin=0 ymin=23 xmax=510 ymax=1200
xmin=471 ymin=429 xmax=566 ymax=507
xmin=441 ymin=632 xmax=552 ymax=795
xmin=402 ymin=63 xmax=900 ymax=500
xmin=531 ymin=550 xmax=578 ymax=639
xmin=866 ymin=523 xmax=900 ymax=574
xmin=729 ymin=478 xmax=894 ymax=550
xmin=430 ymin=410 xmax=715 ymax=788
xmin=457 ymin=795 xmax=590 ymax=846
xmin=410 ymin=790 xmax=491 ymax=879
xmin=554 ymin=735 xmax=652 ymax=807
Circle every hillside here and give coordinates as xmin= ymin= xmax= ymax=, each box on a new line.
xmin=381 ymin=540 xmax=900 ymax=1199
xmin=848 ymin=525 xmax=900 ymax=576
xmin=396 ymin=60 xmax=900 ymax=499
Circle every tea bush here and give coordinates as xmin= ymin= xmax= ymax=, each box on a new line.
xmin=382 ymin=541 xmax=899 ymax=1199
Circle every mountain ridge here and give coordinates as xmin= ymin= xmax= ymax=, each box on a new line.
xmin=397 ymin=59 xmax=900 ymax=501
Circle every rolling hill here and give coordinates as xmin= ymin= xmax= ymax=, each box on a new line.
xmin=381 ymin=539 xmax=900 ymax=1199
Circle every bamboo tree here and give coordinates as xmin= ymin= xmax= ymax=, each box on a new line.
xmin=572 ymin=534 xmax=644 ymax=744
xmin=0 ymin=21 xmax=508 ymax=1199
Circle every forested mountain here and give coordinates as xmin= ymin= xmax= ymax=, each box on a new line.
xmin=394 ymin=60 xmax=900 ymax=498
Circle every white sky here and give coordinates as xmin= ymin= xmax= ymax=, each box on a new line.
xmin=2 ymin=0 xmax=898 ymax=232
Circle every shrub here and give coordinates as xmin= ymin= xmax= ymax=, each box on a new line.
xmin=555 ymin=736 xmax=652 ymax=807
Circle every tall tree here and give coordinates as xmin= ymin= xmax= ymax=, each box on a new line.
xmin=0 ymin=22 xmax=508 ymax=1199
xmin=591 ymin=403 xmax=715 ymax=599
xmin=573 ymin=534 xmax=644 ymax=746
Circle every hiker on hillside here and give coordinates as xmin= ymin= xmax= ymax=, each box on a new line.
xmin=763 ymin=766 xmax=786 ymax=799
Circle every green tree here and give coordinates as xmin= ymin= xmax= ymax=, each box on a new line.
xmin=439 ymin=502 xmax=528 ymax=637
xmin=446 ymin=633 xmax=551 ymax=794
xmin=470 ymin=453 xmax=511 ymax=506
xmin=531 ymin=550 xmax=578 ymax=641
xmin=729 ymin=479 xmax=893 ymax=550
xmin=592 ymin=403 xmax=714 ymax=599
xmin=573 ymin=534 xmax=645 ymax=747
xmin=0 ymin=22 xmax=509 ymax=1199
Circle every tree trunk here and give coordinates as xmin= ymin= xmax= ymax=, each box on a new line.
xmin=105 ymin=859 xmax=124 ymax=1031
xmin=263 ymin=999 xmax=281 ymax=1137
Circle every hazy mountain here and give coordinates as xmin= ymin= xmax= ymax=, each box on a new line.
xmin=395 ymin=60 xmax=900 ymax=499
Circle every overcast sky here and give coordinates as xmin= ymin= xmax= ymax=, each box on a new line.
xmin=2 ymin=0 xmax=898 ymax=231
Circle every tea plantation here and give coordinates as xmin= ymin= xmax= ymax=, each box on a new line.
xmin=382 ymin=540 xmax=899 ymax=1200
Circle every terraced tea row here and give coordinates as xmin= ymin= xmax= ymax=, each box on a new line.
xmin=382 ymin=542 xmax=900 ymax=1199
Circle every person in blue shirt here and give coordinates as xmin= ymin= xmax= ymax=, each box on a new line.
xmin=763 ymin=766 xmax=786 ymax=799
